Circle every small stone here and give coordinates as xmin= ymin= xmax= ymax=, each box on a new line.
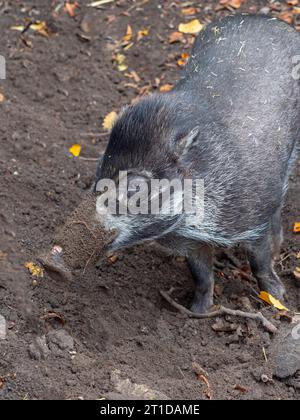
xmin=0 ymin=315 xmax=7 ymax=340
xmin=29 ymin=336 xmax=50 ymax=360
xmin=66 ymin=378 xmax=77 ymax=387
xmin=271 ymin=326 xmax=300 ymax=379
xmin=47 ymin=329 xmax=74 ymax=351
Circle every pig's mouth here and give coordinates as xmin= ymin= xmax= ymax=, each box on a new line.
xmin=37 ymin=245 xmax=73 ymax=282
xmin=106 ymin=214 xmax=184 ymax=252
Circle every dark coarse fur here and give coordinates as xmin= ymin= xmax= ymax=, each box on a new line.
xmin=96 ymin=14 xmax=300 ymax=312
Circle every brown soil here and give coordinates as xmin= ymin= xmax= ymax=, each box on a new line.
xmin=0 ymin=0 xmax=299 ymax=400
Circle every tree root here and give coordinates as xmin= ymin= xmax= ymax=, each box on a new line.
xmin=160 ymin=289 xmax=278 ymax=334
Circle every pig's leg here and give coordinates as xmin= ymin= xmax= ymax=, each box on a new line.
xmin=187 ymin=245 xmax=214 ymax=313
xmin=246 ymin=231 xmax=286 ymax=300
xmin=271 ymin=206 xmax=283 ymax=261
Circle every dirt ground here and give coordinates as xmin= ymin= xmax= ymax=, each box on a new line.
xmin=0 ymin=0 xmax=299 ymax=400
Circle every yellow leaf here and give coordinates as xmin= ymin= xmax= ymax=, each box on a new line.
xmin=181 ymin=7 xmax=199 ymax=16
xmin=159 ymin=84 xmax=174 ymax=93
xmin=294 ymin=222 xmax=300 ymax=233
xmin=137 ymin=28 xmax=149 ymax=41
xmin=25 ymin=262 xmax=44 ymax=278
xmin=11 ymin=25 xmax=25 ymax=32
xmin=118 ymin=64 xmax=128 ymax=72
xmin=103 ymin=111 xmax=118 ymax=131
xmin=123 ymin=25 xmax=133 ymax=42
xmin=30 ymin=21 xmax=49 ymax=37
xmin=178 ymin=19 xmax=204 ymax=35
xmin=259 ymin=291 xmax=289 ymax=311
xmin=11 ymin=21 xmax=50 ymax=37
xmin=69 ymin=144 xmax=81 ymax=157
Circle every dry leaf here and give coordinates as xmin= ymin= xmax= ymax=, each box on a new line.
xmin=220 ymin=0 xmax=243 ymax=9
xmin=0 ymin=93 xmax=5 ymax=103
xmin=137 ymin=28 xmax=149 ymax=41
xmin=69 ymin=144 xmax=81 ymax=157
xmin=178 ymin=19 xmax=204 ymax=35
xmin=259 ymin=291 xmax=289 ymax=311
xmin=181 ymin=7 xmax=199 ymax=16
xmin=123 ymin=25 xmax=133 ymax=43
xmin=293 ymin=222 xmax=300 ymax=233
xmin=169 ymin=31 xmax=184 ymax=44
xmin=115 ymin=53 xmax=128 ymax=71
xmin=159 ymin=84 xmax=174 ymax=92
xmin=25 ymin=262 xmax=44 ymax=278
xmin=103 ymin=111 xmax=118 ymax=131
xmin=278 ymin=11 xmax=293 ymax=25
xmin=64 ymin=1 xmax=80 ymax=17
xmin=294 ymin=267 xmax=300 ymax=280
xmin=11 ymin=21 xmax=50 ymax=37
xmin=177 ymin=52 xmax=189 ymax=67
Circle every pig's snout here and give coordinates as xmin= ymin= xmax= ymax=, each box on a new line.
xmin=38 ymin=245 xmax=73 ymax=282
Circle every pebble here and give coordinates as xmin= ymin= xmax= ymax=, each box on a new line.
xmin=271 ymin=327 xmax=300 ymax=379
xmin=47 ymin=329 xmax=74 ymax=351
xmin=28 ymin=336 xmax=50 ymax=361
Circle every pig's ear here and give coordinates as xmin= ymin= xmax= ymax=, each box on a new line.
xmin=176 ymin=126 xmax=200 ymax=155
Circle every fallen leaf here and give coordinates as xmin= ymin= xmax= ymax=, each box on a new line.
xmin=103 ymin=111 xmax=118 ymax=131
xmin=123 ymin=24 xmax=133 ymax=43
xmin=293 ymin=222 xmax=300 ymax=233
xmin=177 ymin=52 xmax=189 ymax=67
xmin=294 ymin=267 xmax=300 ymax=280
xmin=220 ymin=0 xmax=243 ymax=9
xmin=292 ymin=7 xmax=300 ymax=14
xmin=69 ymin=144 xmax=81 ymax=157
xmin=181 ymin=7 xmax=199 ymax=16
xmin=125 ymin=70 xmax=141 ymax=83
xmin=169 ymin=31 xmax=184 ymax=44
xmin=64 ymin=1 xmax=80 ymax=17
xmin=159 ymin=84 xmax=174 ymax=92
xmin=297 ymin=252 xmax=300 ymax=259
xmin=0 ymin=93 xmax=5 ymax=103
xmin=30 ymin=21 xmax=50 ymax=37
xmin=107 ymin=254 xmax=118 ymax=264
xmin=115 ymin=53 xmax=128 ymax=71
xmin=25 ymin=262 xmax=44 ymax=278
xmin=259 ymin=291 xmax=289 ymax=311
xmin=11 ymin=21 xmax=50 ymax=37
xmin=179 ymin=19 xmax=204 ymax=35
xmin=287 ymin=0 xmax=298 ymax=6
xmin=137 ymin=28 xmax=149 ymax=41
xmin=198 ymin=374 xmax=212 ymax=400
xmin=234 ymin=384 xmax=248 ymax=393
xmin=278 ymin=11 xmax=293 ymax=25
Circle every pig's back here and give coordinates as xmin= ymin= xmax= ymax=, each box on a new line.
xmin=175 ymin=15 xmax=300 ymax=240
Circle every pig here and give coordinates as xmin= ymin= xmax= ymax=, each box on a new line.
xmin=95 ymin=14 xmax=300 ymax=313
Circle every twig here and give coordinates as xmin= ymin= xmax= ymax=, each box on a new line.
xmin=160 ymin=289 xmax=278 ymax=334
xmin=78 ymin=157 xmax=99 ymax=162
xmin=83 ymin=250 xmax=96 ymax=275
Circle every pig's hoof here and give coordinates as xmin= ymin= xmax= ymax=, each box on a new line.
xmin=38 ymin=248 xmax=72 ymax=282
xmin=190 ymin=298 xmax=213 ymax=314
xmin=259 ymin=279 xmax=286 ymax=302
